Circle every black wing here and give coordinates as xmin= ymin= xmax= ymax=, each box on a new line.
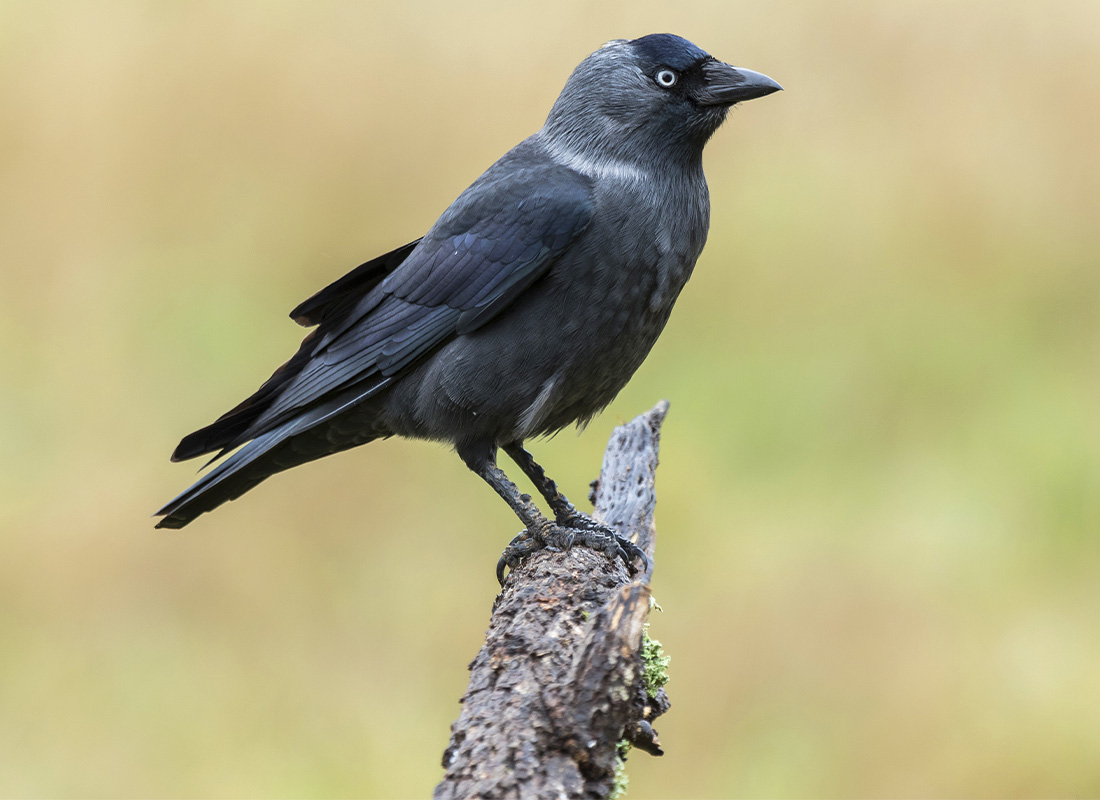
xmin=170 ymin=239 xmax=421 ymax=461
xmin=290 ymin=238 xmax=421 ymax=327
xmin=171 ymin=161 xmax=595 ymax=463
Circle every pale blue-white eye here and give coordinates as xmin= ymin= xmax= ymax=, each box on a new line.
xmin=655 ymin=69 xmax=678 ymax=88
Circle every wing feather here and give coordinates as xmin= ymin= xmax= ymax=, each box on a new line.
xmin=173 ymin=160 xmax=594 ymax=462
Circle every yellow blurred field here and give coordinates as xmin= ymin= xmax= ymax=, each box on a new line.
xmin=1 ymin=2 xmax=1098 ymax=797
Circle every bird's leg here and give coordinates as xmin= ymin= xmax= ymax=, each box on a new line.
xmin=503 ymin=442 xmax=647 ymax=576
xmin=458 ymin=441 xmax=579 ymax=584
xmin=502 ymin=442 xmax=576 ymax=521
xmin=458 ymin=440 xmax=642 ymax=584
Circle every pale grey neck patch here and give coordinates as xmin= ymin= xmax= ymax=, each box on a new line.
xmin=544 ymin=138 xmax=648 ymax=183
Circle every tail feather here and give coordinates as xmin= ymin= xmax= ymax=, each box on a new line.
xmin=156 ymin=430 xmax=290 ymax=528
xmin=170 ymin=329 xmax=323 ymax=462
xmin=156 ymin=381 xmax=389 ymax=528
xmin=170 ymin=239 xmax=420 ymax=464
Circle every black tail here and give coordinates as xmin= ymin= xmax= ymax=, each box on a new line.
xmin=156 ymin=387 xmax=386 ymax=528
xmin=170 ymin=239 xmax=420 ymax=464
xmin=155 ymin=430 xmax=289 ymax=528
xmin=159 ymin=240 xmax=420 ymax=527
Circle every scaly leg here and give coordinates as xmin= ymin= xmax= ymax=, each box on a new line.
xmin=458 ymin=440 xmax=645 ymax=584
xmin=503 ymin=441 xmax=648 ymax=575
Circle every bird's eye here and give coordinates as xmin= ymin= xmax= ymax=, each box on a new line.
xmin=655 ymin=69 xmax=678 ymax=88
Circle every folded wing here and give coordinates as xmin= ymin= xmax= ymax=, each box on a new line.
xmin=170 ymin=162 xmax=595 ymax=465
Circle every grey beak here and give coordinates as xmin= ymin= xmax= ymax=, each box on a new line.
xmin=697 ymin=61 xmax=783 ymax=106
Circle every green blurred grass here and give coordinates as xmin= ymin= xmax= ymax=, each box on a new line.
xmin=1 ymin=1 xmax=1098 ymax=797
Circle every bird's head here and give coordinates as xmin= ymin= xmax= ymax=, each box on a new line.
xmin=543 ymin=34 xmax=781 ymax=169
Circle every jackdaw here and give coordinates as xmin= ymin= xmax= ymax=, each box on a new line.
xmin=156 ymin=34 xmax=781 ymax=582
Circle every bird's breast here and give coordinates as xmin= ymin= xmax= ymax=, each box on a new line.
xmin=581 ymin=172 xmax=708 ymax=334
xmin=530 ymin=173 xmax=709 ymax=428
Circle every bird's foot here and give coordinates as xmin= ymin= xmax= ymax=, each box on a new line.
xmin=496 ymin=520 xmax=566 ymax=585
xmin=496 ymin=513 xmax=648 ymax=585
xmin=557 ymin=509 xmax=649 ymax=575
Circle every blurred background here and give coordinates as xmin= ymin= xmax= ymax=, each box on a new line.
xmin=1 ymin=1 xmax=1098 ymax=797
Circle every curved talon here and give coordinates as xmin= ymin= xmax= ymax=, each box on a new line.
xmin=618 ymin=537 xmax=649 ymax=573
xmin=611 ymin=535 xmax=646 ymax=575
xmin=496 ymin=524 xmax=553 ymax=585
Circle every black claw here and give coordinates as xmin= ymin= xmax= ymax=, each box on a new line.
xmin=496 ymin=513 xmax=649 ymax=585
xmin=496 ymin=525 xmax=548 ymax=584
xmin=555 ymin=510 xmax=648 ymax=575
xmin=620 ymin=537 xmax=649 ymax=574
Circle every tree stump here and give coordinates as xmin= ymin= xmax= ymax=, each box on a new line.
xmin=436 ymin=401 xmax=671 ymax=799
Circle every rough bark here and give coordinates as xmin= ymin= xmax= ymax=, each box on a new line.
xmin=436 ymin=401 xmax=671 ymax=799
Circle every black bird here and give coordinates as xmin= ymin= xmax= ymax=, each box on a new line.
xmin=156 ymin=34 xmax=781 ymax=582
